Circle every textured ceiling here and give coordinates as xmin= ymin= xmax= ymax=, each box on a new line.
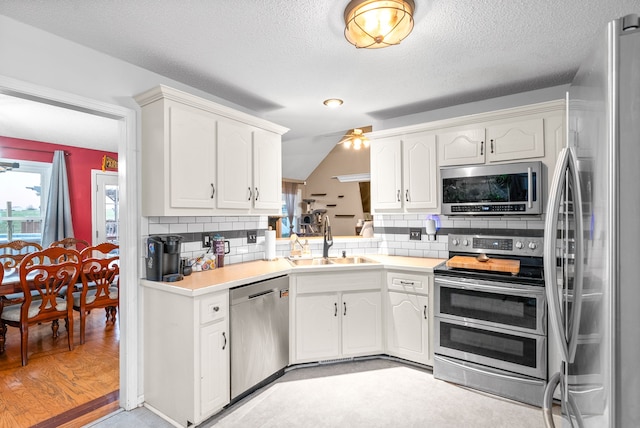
xmin=0 ymin=1 xmax=637 ymax=179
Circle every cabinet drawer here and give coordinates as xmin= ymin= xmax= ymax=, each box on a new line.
xmin=199 ymin=293 xmax=228 ymax=325
xmin=387 ymin=271 xmax=431 ymax=295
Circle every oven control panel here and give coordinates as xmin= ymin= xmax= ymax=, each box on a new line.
xmin=448 ymin=234 xmax=544 ymax=257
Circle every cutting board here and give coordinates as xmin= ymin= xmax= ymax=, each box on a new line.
xmin=446 ymin=256 xmax=520 ymax=275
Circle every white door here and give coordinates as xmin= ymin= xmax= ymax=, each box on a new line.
xmin=92 ymin=170 xmax=119 ymax=245
xmin=253 ymin=129 xmax=282 ymax=210
xmin=402 ymin=133 xmax=438 ymax=210
xmin=437 ymin=128 xmax=486 ymax=166
xmin=386 ymin=291 xmax=430 ymax=365
xmin=341 ymin=291 xmax=382 ymax=356
xmin=216 ymin=119 xmax=253 ymax=209
xmin=370 ymin=138 xmax=402 ymax=210
xmin=295 ymin=293 xmax=340 ymax=361
xmin=199 ymin=320 xmax=229 ymax=420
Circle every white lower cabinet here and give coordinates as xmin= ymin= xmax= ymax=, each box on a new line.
xmin=385 ymin=271 xmax=434 ymax=366
xmin=200 ymin=320 xmax=230 ymax=417
xmin=386 ymin=291 xmax=430 ymax=365
xmin=291 ymin=271 xmax=382 ymax=363
xmin=143 ymin=286 xmax=229 ymax=427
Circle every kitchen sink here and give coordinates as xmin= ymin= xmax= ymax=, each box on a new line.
xmin=287 ymin=256 xmax=378 ymax=266
xmin=287 ymin=257 xmax=334 ymax=266
xmin=329 ymin=256 xmax=377 ymax=264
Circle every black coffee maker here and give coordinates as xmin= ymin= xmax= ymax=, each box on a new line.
xmin=146 ymin=235 xmax=183 ymax=282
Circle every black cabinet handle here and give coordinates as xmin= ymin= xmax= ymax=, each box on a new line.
xmin=334 ymin=302 xmax=338 ymax=317
xmin=490 ymin=139 xmax=494 ymax=154
xmin=211 ymin=183 xmax=215 ymax=199
xmin=480 ymin=141 xmax=484 ymax=156
xmin=423 ymin=305 xmax=427 ymax=320
xmin=247 ymin=187 xmax=252 ymax=201
xmin=222 ymin=332 xmax=227 ymax=350
xmin=344 ymin=302 xmax=347 ymax=316
xmin=255 ymin=187 xmax=259 ymax=201
xmin=405 ymin=189 xmax=409 ymax=202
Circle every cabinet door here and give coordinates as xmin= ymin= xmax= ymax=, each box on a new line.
xmin=169 ymin=104 xmax=217 ymax=209
xmin=402 ymin=134 xmax=438 ymax=210
xmin=217 ymin=119 xmax=253 ymax=209
xmin=437 ymin=128 xmax=485 ymax=166
xmin=342 ymin=291 xmax=382 ymax=357
xmin=386 ymin=291 xmax=430 ymax=365
xmin=295 ymin=293 xmax=340 ymax=361
xmin=486 ymin=117 xmax=544 ymax=162
xmin=200 ymin=320 xmax=229 ymax=418
xmin=370 ymin=138 xmax=402 ymax=210
xmin=253 ymin=130 xmax=282 ymax=210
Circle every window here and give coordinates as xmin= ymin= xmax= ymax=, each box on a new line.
xmin=0 ymin=159 xmax=51 ymax=244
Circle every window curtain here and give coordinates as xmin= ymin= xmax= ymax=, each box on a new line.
xmin=283 ymin=182 xmax=298 ymax=234
xmin=42 ymin=150 xmax=74 ymax=246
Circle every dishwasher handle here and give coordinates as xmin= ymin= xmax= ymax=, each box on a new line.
xmin=248 ymin=289 xmax=275 ymax=300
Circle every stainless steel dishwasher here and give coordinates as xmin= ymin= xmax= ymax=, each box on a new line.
xmin=230 ymin=275 xmax=289 ymax=401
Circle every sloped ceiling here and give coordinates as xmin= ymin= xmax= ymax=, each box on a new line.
xmin=0 ymin=1 xmax=637 ymax=178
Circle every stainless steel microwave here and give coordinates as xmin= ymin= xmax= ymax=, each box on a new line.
xmin=440 ymin=161 xmax=543 ymax=215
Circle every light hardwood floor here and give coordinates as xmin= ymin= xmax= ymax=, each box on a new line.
xmin=0 ymin=309 xmax=119 ymax=427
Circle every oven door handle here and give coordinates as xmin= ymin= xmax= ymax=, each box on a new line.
xmin=435 ymin=277 xmax=543 ymax=298
xmin=436 ymin=355 xmax=544 ymax=386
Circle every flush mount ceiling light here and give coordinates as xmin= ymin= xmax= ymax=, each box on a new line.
xmin=339 ymin=128 xmax=370 ymax=150
xmin=323 ymin=98 xmax=344 ymax=108
xmin=344 ymin=0 xmax=415 ymax=49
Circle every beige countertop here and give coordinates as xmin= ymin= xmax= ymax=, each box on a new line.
xmin=140 ymin=255 xmax=446 ymax=297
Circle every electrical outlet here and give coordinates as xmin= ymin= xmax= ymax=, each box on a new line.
xmin=247 ymin=230 xmax=257 ymax=244
xmin=202 ymin=233 xmax=213 ymax=247
xmin=409 ymin=228 xmax=422 ymax=241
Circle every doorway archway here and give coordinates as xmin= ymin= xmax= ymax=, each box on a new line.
xmin=0 ymin=75 xmax=139 ymax=411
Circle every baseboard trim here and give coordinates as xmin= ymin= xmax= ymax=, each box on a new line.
xmin=31 ymin=390 xmax=119 ymax=428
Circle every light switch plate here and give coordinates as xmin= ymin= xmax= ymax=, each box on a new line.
xmin=409 ymin=228 xmax=422 ymax=241
xmin=247 ymin=230 xmax=257 ymax=244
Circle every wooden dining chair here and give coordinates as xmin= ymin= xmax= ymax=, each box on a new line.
xmin=50 ymin=237 xmax=90 ymax=252
xmin=73 ymin=243 xmax=119 ymax=344
xmin=0 ymin=247 xmax=81 ymax=365
xmin=0 ymin=240 xmax=44 ymax=305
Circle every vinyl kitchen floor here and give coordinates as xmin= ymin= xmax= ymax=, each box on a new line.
xmin=88 ymin=358 xmax=559 ymax=428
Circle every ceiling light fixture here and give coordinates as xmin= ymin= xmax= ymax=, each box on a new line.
xmin=339 ymin=128 xmax=370 ymax=150
xmin=344 ymin=0 xmax=415 ymax=49
xmin=323 ymin=98 xmax=344 ymax=108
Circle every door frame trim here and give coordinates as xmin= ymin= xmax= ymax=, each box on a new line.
xmin=0 ymin=74 xmax=140 ymax=410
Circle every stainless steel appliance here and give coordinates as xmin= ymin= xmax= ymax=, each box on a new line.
xmin=230 ymin=275 xmax=289 ymax=401
xmin=542 ymin=13 xmax=640 ymax=428
xmin=433 ymin=233 xmax=547 ymax=406
xmin=441 ymin=161 xmax=543 ymax=215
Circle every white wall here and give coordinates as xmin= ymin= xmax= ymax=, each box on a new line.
xmin=0 ymin=15 xmax=258 ymax=115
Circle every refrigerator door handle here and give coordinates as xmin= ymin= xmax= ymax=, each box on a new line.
xmin=566 ymin=148 xmax=585 ymax=363
xmin=543 ymin=371 xmax=561 ymax=428
xmin=544 ymin=147 xmax=571 ymax=362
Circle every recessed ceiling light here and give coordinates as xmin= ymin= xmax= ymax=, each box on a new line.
xmin=323 ymin=98 xmax=344 ymax=108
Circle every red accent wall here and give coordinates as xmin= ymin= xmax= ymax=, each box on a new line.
xmin=0 ymin=136 xmax=118 ymax=244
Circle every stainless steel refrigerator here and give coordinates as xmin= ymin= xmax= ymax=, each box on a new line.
xmin=542 ymin=13 xmax=640 ymax=428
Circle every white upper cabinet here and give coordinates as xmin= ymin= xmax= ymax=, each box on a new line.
xmin=370 ymin=131 xmax=438 ymax=213
xmin=252 ymin=130 xmax=283 ymax=210
xmin=438 ymin=118 xmax=544 ymax=167
xmin=370 ymin=137 xmax=402 ymax=210
xmin=403 ymin=134 xmax=438 ymax=210
xmin=437 ymin=128 xmax=485 ymax=166
xmin=485 ymin=117 xmax=545 ymax=162
xmin=216 ymin=119 xmax=253 ymax=210
xmin=135 ymin=85 xmax=288 ymax=217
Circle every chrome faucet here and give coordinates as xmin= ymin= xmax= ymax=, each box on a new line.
xmin=322 ymin=215 xmax=333 ymax=258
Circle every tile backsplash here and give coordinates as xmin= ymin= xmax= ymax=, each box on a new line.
xmin=140 ymin=213 xmax=547 ymax=276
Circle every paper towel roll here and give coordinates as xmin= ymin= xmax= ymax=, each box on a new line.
xmin=264 ymin=230 xmax=277 ymax=260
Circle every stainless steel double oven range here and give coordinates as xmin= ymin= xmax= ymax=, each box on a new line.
xmin=433 ymin=233 xmax=547 ymax=406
